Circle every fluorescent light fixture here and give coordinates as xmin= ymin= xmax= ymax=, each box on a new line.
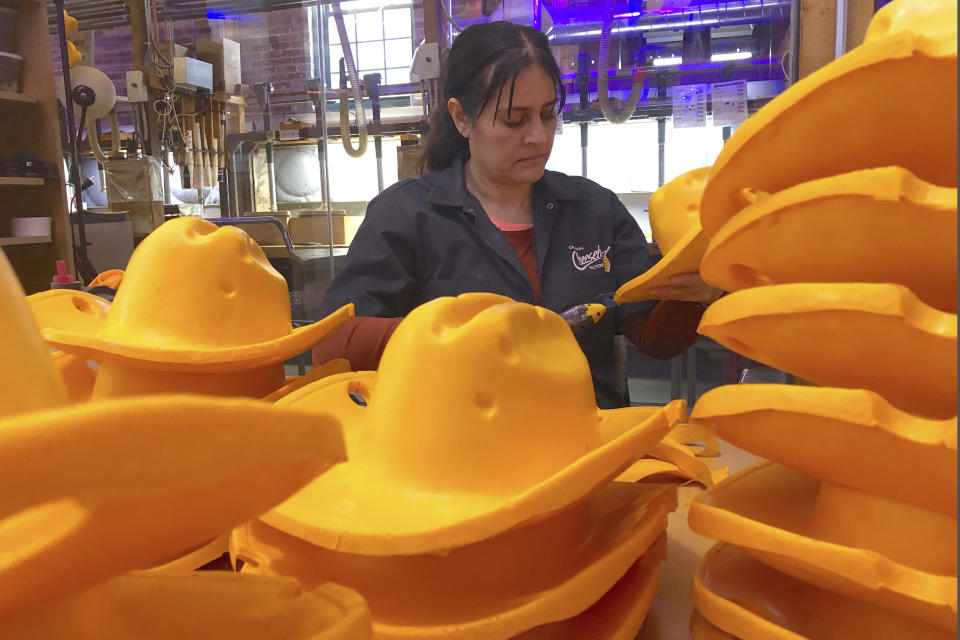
xmin=653 ymin=56 xmax=683 ymax=67
xmin=711 ymin=51 xmax=753 ymax=62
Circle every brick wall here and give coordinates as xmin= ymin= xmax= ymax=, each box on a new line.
xmin=52 ymin=4 xmax=425 ymax=129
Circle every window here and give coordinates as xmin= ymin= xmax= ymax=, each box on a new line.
xmin=325 ymin=1 xmax=414 ymax=89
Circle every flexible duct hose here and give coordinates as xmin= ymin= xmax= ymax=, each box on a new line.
xmin=332 ymin=2 xmax=368 ymax=158
xmin=597 ymin=0 xmax=645 ymax=124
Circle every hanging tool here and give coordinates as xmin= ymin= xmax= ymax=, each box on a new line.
xmin=363 ymin=72 xmax=384 ymax=192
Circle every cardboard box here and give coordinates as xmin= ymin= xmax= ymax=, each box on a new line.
xmin=195 ymin=37 xmax=241 ymax=94
xmin=289 ymin=211 xmax=362 ymax=246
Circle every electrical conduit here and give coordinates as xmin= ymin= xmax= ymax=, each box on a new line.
xmin=596 ymin=0 xmax=645 ymax=124
xmin=331 ymin=2 xmax=368 ymax=157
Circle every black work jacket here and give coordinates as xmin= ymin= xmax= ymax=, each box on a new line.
xmin=318 ymin=156 xmax=656 ymax=408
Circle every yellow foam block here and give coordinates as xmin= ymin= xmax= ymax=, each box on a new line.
xmin=690 ymin=384 xmax=957 ymax=515
xmin=689 ymin=609 xmax=738 ymax=640
xmin=0 ymin=251 xmax=67 ymax=418
xmin=700 ymin=167 xmax=958 ymax=312
xmin=615 ymin=167 xmax=711 ymax=304
xmin=693 ymin=543 xmax=953 ymax=640
xmin=698 ymin=283 xmax=957 ymax=419
xmin=235 ymin=483 xmax=675 ymax=638
xmin=513 ymin=536 xmax=665 ymax=640
xmin=264 ymin=293 xmax=686 ymax=555
xmin=0 ymin=397 xmax=346 ymax=615
xmin=0 ymin=572 xmax=371 ymax=639
xmin=699 ymin=0 xmax=957 ymax=236
xmin=49 ymin=351 xmax=97 ymax=404
xmin=42 ymin=218 xmax=353 ymax=372
xmin=689 ymin=462 xmax=957 ymax=629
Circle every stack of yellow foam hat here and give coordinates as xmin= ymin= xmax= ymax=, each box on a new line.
xmin=36 ymin=217 xmax=354 ymax=400
xmin=0 ymin=247 xmax=372 ymax=637
xmin=615 ymin=166 xmax=712 ymax=304
xmin=683 ymin=1 xmax=957 ymax=636
xmin=231 ymin=292 xmax=689 ymax=639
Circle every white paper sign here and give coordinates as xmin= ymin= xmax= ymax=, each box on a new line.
xmin=672 ymin=83 xmax=708 ymax=128
xmin=711 ymin=80 xmax=749 ymax=126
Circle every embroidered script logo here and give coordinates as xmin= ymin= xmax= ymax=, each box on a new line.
xmin=570 ymin=245 xmax=611 ymax=271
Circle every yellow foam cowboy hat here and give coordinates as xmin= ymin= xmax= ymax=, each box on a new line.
xmin=42 ymin=217 xmax=353 ymax=373
xmin=691 ymin=384 xmax=957 ymax=515
xmin=512 ymin=536 xmax=665 ymax=640
xmin=615 ymin=166 xmax=711 ymax=304
xmin=699 ymin=0 xmax=957 ymax=236
xmin=234 ymin=483 xmax=675 ymax=638
xmin=698 ymin=283 xmax=957 ymax=419
xmin=0 ymin=572 xmax=372 ymax=639
xmin=0 ymin=249 xmax=348 ymax=615
xmin=693 ymin=543 xmax=953 ymax=640
xmin=27 ymin=289 xmax=112 ymax=402
xmin=262 ymin=293 xmax=687 ymax=555
xmin=689 ymin=462 xmax=958 ymax=631
xmin=700 ymin=167 xmax=958 ymax=312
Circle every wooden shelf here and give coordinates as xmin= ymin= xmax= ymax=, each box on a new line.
xmin=0 ymin=91 xmax=37 ymax=106
xmin=0 ymin=235 xmax=51 ymax=246
xmin=0 ymin=177 xmax=46 ymax=186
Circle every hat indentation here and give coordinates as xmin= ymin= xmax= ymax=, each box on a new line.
xmin=219 ymin=275 xmax=238 ymax=297
xmin=498 ymin=335 xmax=519 ymax=364
xmin=70 ymin=295 xmax=97 ymax=316
xmin=686 ymin=203 xmax=698 ymax=212
xmin=474 ymin=391 xmax=497 ymax=418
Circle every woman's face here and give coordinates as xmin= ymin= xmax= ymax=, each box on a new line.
xmin=454 ymin=65 xmax=558 ymax=187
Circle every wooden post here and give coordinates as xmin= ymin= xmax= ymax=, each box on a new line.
xmin=126 ymin=0 xmax=163 ymax=158
xmin=799 ymin=0 xmax=876 ymax=79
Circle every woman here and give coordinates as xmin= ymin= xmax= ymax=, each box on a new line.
xmin=314 ymin=21 xmax=721 ymax=409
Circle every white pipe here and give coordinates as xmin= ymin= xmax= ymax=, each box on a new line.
xmin=596 ymin=0 xmax=644 ymax=124
xmin=835 ymin=0 xmax=848 ymax=59
xmin=109 ymin=111 xmax=121 ymax=157
xmin=332 ymin=2 xmax=368 ymax=158
xmin=86 ymin=115 xmax=109 ymax=164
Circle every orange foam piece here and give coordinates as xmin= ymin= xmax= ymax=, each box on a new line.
xmin=690 ymin=384 xmax=957 ymax=515
xmin=698 ymin=283 xmax=957 ymax=419
xmin=693 ymin=543 xmax=953 ymax=640
xmin=699 ymin=0 xmax=957 ymax=236
xmin=689 ymin=461 xmax=957 ymax=629
xmin=700 ymin=167 xmax=958 ymax=312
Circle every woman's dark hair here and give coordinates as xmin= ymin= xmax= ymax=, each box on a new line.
xmin=421 ymin=21 xmax=566 ymax=173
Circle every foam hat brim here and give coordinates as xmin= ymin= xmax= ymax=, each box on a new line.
xmin=27 ymin=289 xmax=111 ymax=335
xmin=699 ymin=167 xmax=958 ymax=312
xmin=689 ymin=609 xmax=738 ymax=640
xmin=699 ymin=28 xmax=958 ymax=236
xmin=688 ymin=462 xmax=958 ymax=630
xmin=0 ymin=571 xmax=372 ymax=639
xmin=261 ymin=371 xmax=687 ymax=555
xmin=0 ymin=395 xmax=347 ymax=615
xmin=614 ymin=224 xmax=710 ymax=304
xmin=690 ymin=384 xmax=957 ymax=515
xmin=41 ymin=303 xmax=354 ymax=373
xmin=234 ymin=483 xmax=674 ymax=639
xmin=693 ymin=543 xmax=954 ymax=640
xmin=697 ymin=283 xmax=957 ymax=419
xmin=512 ymin=539 xmax=664 ymax=640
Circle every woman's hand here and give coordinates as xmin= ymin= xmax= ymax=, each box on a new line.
xmin=648 ymin=272 xmax=724 ymax=304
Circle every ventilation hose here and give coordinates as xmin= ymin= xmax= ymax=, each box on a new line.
xmin=332 ymin=2 xmax=368 ymax=158
xmin=597 ymin=0 xmax=645 ymax=124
